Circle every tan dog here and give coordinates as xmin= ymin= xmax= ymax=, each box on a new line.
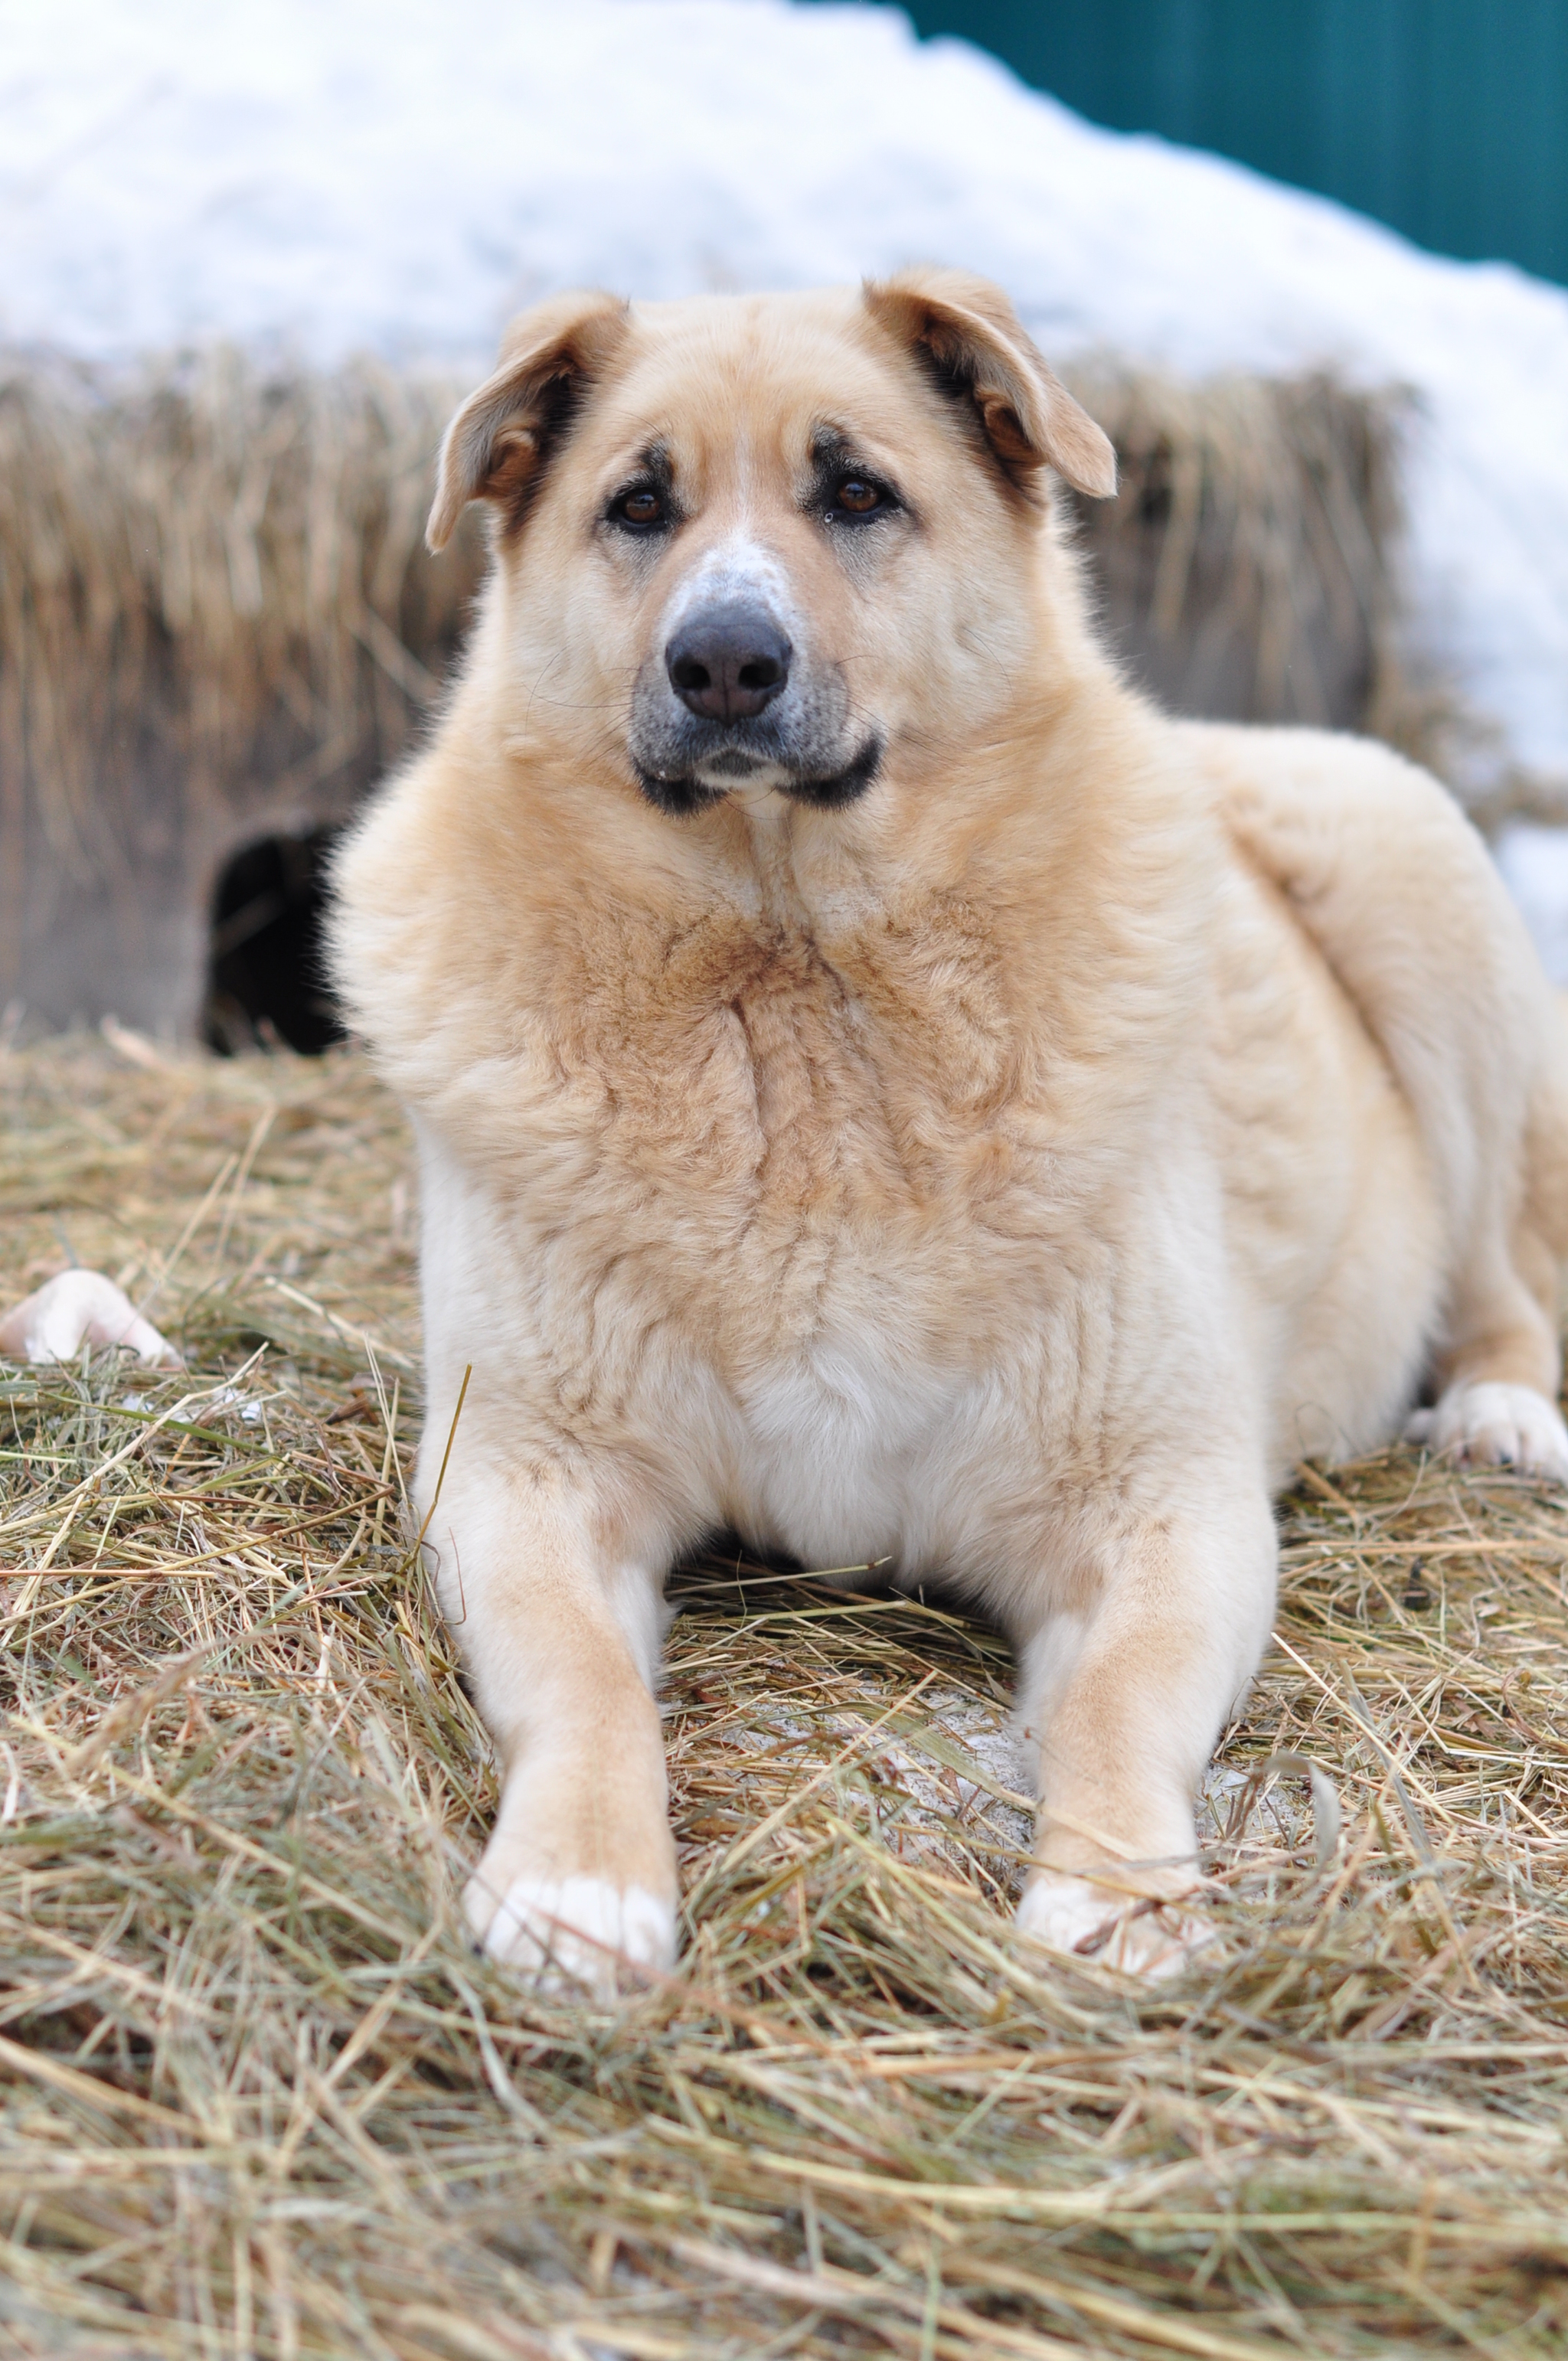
xmin=329 ymin=271 xmax=1568 ymax=1988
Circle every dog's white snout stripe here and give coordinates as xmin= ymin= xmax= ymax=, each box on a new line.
xmin=661 ymin=532 xmax=801 ymax=645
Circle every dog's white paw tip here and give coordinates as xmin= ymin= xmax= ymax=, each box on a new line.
xmin=1417 ymin=1381 xmax=1568 ymax=1485
xmin=467 ymin=1873 xmax=676 ymax=1997
xmin=0 ymin=1271 xmax=181 ymax=1369
xmin=1018 ymin=1873 xmax=1212 ymax=1981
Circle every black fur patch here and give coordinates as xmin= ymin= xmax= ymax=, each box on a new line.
xmin=632 ymin=766 xmax=729 ymax=818
xmin=496 ymin=369 xmax=589 ymax=540
xmin=902 ymin=338 xmax=1034 ymax=501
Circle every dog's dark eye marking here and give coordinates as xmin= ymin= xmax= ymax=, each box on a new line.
xmin=818 ymin=467 xmax=900 ymax=527
xmin=608 ymin=483 xmax=668 ymax=531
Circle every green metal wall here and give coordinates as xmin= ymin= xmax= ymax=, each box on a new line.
xmin=864 ymin=2 xmax=1568 ymax=285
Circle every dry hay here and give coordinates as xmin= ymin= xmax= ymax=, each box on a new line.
xmin=0 ymin=348 xmax=483 ymax=888
xmin=1059 ymin=364 xmax=1413 ymax=750
xmin=0 ymin=350 xmax=1403 ymax=879
xmin=2 ymin=1031 xmax=1568 ymax=2361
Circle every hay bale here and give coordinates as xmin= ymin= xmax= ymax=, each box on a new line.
xmin=2 ymin=1034 xmax=1567 ymax=2355
xmin=1061 ymin=364 xmax=1408 ymax=740
xmin=0 ymin=350 xmax=483 ymax=1038
xmin=0 ymin=351 xmax=1405 ymax=1042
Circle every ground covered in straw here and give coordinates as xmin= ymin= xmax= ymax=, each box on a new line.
xmin=2 ymin=1035 xmax=1567 ymax=2360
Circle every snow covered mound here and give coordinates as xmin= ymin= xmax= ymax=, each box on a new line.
xmin=4 ymin=0 xmax=1568 ymax=810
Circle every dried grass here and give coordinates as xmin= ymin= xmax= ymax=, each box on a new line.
xmin=1060 ymin=365 xmax=1413 ymax=749
xmin=0 ymin=352 xmax=1404 ymax=888
xmin=4 ymin=1037 xmax=1568 ymax=2360
xmin=0 ymin=348 xmax=481 ymax=893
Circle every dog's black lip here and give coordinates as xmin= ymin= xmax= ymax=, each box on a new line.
xmin=633 ymin=733 xmax=883 ymax=820
xmin=777 ymin=733 xmax=883 ymax=808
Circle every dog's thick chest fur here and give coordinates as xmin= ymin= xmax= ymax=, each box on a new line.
xmin=539 ymin=889 xmax=1040 ymax=1346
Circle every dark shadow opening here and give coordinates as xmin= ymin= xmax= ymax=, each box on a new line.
xmin=204 ymin=827 xmax=345 ymax=1055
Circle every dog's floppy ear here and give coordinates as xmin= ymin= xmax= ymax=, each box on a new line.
xmin=862 ymin=267 xmax=1116 ymax=502
xmin=427 ymin=290 xmax=631 ymax=550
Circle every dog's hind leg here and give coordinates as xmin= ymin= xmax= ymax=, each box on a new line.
xmin=1199 ymin=723 xmax=1568 ymax=1479
xmin=1409 ymin=1052 xmax=1568 ymax=1479
xmin=420 ymin=1442 xmax=680 ymax=2000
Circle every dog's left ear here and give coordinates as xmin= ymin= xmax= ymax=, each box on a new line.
xmin=863 ymin=268 xmax=1116 ymax=502
xmin=427 ymin=289 xmax=631 ymax=550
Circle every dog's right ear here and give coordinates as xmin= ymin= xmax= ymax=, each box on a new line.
xmin=426 ymin=291 xmax=630 ymax=550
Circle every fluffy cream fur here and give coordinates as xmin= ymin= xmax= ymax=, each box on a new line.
xmin=329 ymin=271 xmax=1568 ymax=1994
xmin=0 ymin=1271 xmax=180 ymax=1369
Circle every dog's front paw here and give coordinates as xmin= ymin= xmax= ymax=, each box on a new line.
xmin=0 ymin=1271 xmax=181 ymax=1368
xmin=465 ymin=1870 xmax=676 ymax=2000
xmin=1406 ymin=1381 xmax=1568 ymax=1484
xmin=1017 ymin=1872 xmax=1214 ymax=1980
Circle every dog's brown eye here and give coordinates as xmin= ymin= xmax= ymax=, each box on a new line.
xmin=617 ymin=488 xmax=664 ymax=526
xmin=835 ymin=478 xmax=882 ymax=514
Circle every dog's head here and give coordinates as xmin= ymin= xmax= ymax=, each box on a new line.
xmin=429 ymin=270 xmax=1116 ymax=818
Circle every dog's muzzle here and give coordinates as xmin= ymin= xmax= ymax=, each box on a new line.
xmin=631 ymin=595 xmax=878 ymax=818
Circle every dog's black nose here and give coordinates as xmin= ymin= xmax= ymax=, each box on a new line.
xmin=666 ymin=603 xmax=792 ymax=723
